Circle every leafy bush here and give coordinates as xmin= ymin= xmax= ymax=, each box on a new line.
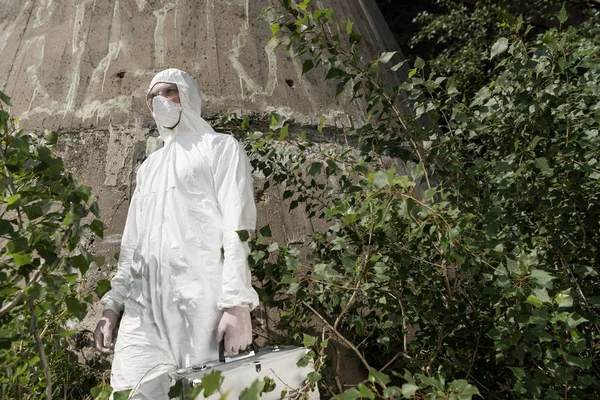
xmin=410 ymin=0 xmax=600 ymax=97
xmin=0 ymin=91 xmax=104 ymax=399
xmin=233 ymin=1 xmax=600 ymax=398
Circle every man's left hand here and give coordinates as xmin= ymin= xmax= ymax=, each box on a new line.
xmin=216 ymin=306 xmax=252 ymax=355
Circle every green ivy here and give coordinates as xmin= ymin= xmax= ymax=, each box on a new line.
xmin=0 ymin=90 xmax=104 ymax=399
xmin=221 ymin=1 xmax=600 ymax=398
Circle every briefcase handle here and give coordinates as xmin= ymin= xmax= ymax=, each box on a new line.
xmin=218 ymin=334 xmax=259 ymax=363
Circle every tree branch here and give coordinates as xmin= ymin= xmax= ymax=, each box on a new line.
xmin=30 ymin=300 xmax=52 ymax=400
xmin=302 ymin=302 xmax=371 ymax=371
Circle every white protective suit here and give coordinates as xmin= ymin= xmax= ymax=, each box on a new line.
xmin=100 ymin=68 xmax=259 ymax=398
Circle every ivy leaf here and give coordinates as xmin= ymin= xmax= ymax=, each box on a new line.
xmin=368 ymin=367 xmax=391 ymax=386
xmin=383 ymin=386 xmax=403 ymax=398
xmin=44 ymin=130 xmax=58 ymax=146
xmin=236 ymin=230 xmax=250 ymax=242
xmin=262 ymin=376 xmax=276 ymax=393
xmin=558 ymin=4 xmax=568 ymax=24
xmin=530 ymin=269 xmax=555 ymax=288
xmin=391 ymin=60 xmax=408 ymax=72
xmin=491 ymin=37 xmax=509 ymax=59
xmin=526 ymin=295 xmax=543 ymax=308
xmin=0 ymin=90 xmax=11 ymax=106
xmin=308 ymin=162 xmax=322 ymax=176
xmin=349 ymin=31 xmax=362 ymax=45
xmin=90 ymin=219 xmax=104 ymax=239
xmin=509 ymin=367 xmax=526 ymax=379
xmin=113 ymin=390 xmax=132 ymax=400
xmin=201 ymin=370 xmax=224 ymax=397
xmin=269 ymin=113 xmax=286 ymax=129
xmin=278 ymin=124 xmax=289 ymax=141
xmin=167 ymin=380 xmax=183 ymax=398
xmin=71 ymin=254 xmax=90 ymax=275
xmin=96 ymin=279 xmax=111 ymax=297
xmin=303 ymin=333 xmax=316 ymax=347
xmin=379 ymin=51 xmax=397 ymax=64
xmin=449 ymin=379 xmax=481 ymax=398
xmin=239 ymin=379 xmax=263 ymax=400
xmin=0 ymin=219 xmax=14 ymax=235
xmin=555 ymin=291 xmax=573 ymax=308
xmin=11 ymin=253 xmax=31 ymax=267
xmin=566 ymin=313 xmax=588 ymax=329
xmin=259 ymin=224 xmax=272 ymax=238
xmin=401 ymin=383 xmax=419 ymax=399
xmin=325 ymin=67 xmax=345 ymax=80
xmin=65 ymin=297 xmax=87 ymax=319
xmin=535 ymin=157 xmax=552 ymax=173
xmin=6 ymin=194 xmax=21 ymax=208
xmin=472 ymin=87 xmax=491 ymax=106
xmin=302 ymin=59 xmax=314 ymax=75
xmin=90 ymin=385 xmax=113 ymax=400
xmin=187 ymin=384 xmax=204 ymax=399
xmin=308 ymin=371 xmax=322 ymax=383
xmin=357 ymin=383 xmax=374 ymax=399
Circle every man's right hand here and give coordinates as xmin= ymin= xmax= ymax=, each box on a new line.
xmin=94 ymin=309 xmax=119 ymax=354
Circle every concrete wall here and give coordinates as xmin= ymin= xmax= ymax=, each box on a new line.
xmin=1 ymin=0 xmax=407 ymax=257
xmin=1 ymin=0 xmax=403 ymax=130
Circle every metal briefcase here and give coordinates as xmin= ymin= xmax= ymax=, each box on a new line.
xmin=169 ymin=343 xmax=320 ymax=400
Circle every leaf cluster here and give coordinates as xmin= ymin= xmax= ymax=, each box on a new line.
xmin=0 ymin=91 xmax=105 ymax=399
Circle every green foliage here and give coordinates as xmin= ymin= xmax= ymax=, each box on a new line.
xmin=410 ymin=0 xmax=600 ymax=97
xmin=0 ymin=90 xmax=104 ymax=399
xmin=234 ymin=1 xmax=600 ymax=398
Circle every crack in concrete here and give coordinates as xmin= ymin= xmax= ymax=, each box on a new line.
xmin=153 ymin=2 xmax=176 ymax=68
xmin=3 ymin=0 xmax=35 ymax=93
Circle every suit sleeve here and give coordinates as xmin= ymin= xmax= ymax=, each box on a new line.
xmin=213 ymin=135 xmax=259 ymax=311
xmin=100 ymin=183 xmax=141 ymax=315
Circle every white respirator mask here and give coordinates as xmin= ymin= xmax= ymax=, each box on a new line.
xmin=152 ymin=96 xmax=182 ymax=129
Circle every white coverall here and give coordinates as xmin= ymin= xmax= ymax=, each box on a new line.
xmin=100 ymin=69 xmax=259 ymax=398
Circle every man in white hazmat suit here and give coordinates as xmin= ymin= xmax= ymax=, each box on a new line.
xmin=94 ymin=68 xmax=259 ymax=398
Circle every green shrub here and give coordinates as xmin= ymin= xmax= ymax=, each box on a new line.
xmin=237 ymin=1 xmax=600 ymax=398
xmin=0 ymin=91 xmax=104 ymax=399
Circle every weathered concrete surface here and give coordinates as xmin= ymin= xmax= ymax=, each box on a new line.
xmin=1 ymin=0 xmax=404 ymax=130
xmin=0 ymin=0 xmax=407 ymax=385
xmin=0 ymin=0 xmax=408 ymax=266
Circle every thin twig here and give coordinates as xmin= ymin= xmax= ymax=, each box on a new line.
xmin=333 ymin=204 xmax=373 ymax=331
xmin=30 ymin=300 xmax=52 ymax=400
xmin=395 ymin=191 xmax=451 ymax=228
xmin=128 ymin=363 xmax=178 ymax=399
xmin=302 ymin=302 xmax=371 ymax=371
xmin=379 ymin=353 xmax=406 ymax=373
xmin=466 ymin=327 xmax=482 ymax=379
xmin=334 ymin=342 xmax=343 ymax=393
xmin=0 ymin=264 xmax=46 ymax=317
xmin=390 ymin=290 xmax=408 ymax=353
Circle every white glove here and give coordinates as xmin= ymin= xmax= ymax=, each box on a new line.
xmin=94 ymin=309 xmax=119 ymax=354
xmin=216 ymin=306 xmax=252 ymax=355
